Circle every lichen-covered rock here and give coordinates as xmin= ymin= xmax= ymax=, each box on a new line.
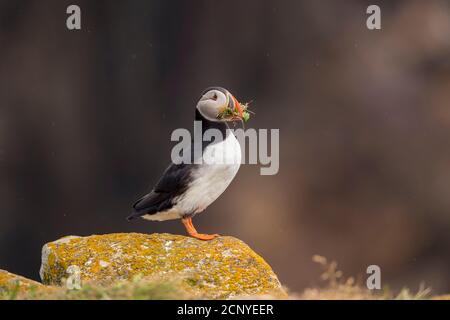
xmin=40 ymin=233 xmax=286 ymax=299
xmin=0 ymin=269 xmax=44 ymax=295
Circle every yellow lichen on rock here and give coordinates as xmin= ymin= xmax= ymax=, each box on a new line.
xmin=39 ymin=233 xmax=286 ymax=299
xmin=0 ymin=269 xmax=44 ymax=296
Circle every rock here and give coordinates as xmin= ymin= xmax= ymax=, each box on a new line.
xmin=40 ymin=233 xmax=286 ymax=299
xmin=0 ymin=269 xmax=44 ymax=296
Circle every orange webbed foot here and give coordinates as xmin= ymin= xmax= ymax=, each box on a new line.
xmin=181 ymin=217 xmax=220 ymax=241
xmin=190 ymin=233 xmax=220 ymax=241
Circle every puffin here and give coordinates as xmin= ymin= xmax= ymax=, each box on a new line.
xmin=128 ymin=87 xmax=248 ymax=240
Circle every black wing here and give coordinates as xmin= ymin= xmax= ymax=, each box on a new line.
xmin=127 ymin=163 xmax=194 ymax=220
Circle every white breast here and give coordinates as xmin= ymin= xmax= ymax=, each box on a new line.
xmin=174 ymin=133 xmax=241 ymax=215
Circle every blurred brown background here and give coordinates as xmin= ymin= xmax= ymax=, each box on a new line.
xmin=1 ymin=0 xmax=450 ymax=294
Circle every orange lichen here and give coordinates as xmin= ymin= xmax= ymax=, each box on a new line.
xmin=39 ymin=233 xmax=287 ymax=299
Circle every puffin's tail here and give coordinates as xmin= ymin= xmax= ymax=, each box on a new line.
xmin=126 ymin=199 xmax=148 ymax=221
xmin=126 ymin=211 xmax=140 ymax=221
xmin=127 ymin=191 xmax=162 ymax=221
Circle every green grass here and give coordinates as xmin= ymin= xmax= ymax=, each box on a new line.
xmin=0 ymin=276 xmax=198 ymax=300
xmin=1 ymin=257 xmax=446 ymax=300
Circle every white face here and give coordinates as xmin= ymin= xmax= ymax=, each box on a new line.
xmin=196 ymin=89 xmax=229 ymax=122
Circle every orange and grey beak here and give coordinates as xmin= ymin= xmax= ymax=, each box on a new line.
xmin=228 ymin=93 xmax=244 ymax=120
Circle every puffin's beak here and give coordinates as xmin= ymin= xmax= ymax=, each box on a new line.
xmin=228 ymin=94 xmax=244 ymax=120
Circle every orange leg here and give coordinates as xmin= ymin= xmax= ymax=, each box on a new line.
xmin=181 ymin=217 xmax=219 ymax=241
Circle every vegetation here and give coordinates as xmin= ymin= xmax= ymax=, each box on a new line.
xmin=1 ymin=256 xmax=446 ymax=300
xmin=1 ymin=276 xmax=195 ymax=300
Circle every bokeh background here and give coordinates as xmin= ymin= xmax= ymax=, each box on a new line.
xmin=1 ymin=0 xmax=450 ymax=294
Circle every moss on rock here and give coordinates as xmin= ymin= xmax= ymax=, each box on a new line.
xmin=39 ymin=233 xmax=286 ymax=299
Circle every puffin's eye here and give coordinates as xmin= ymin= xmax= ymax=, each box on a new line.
xmin=212 ymin=93 xmax=218 ymax=100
